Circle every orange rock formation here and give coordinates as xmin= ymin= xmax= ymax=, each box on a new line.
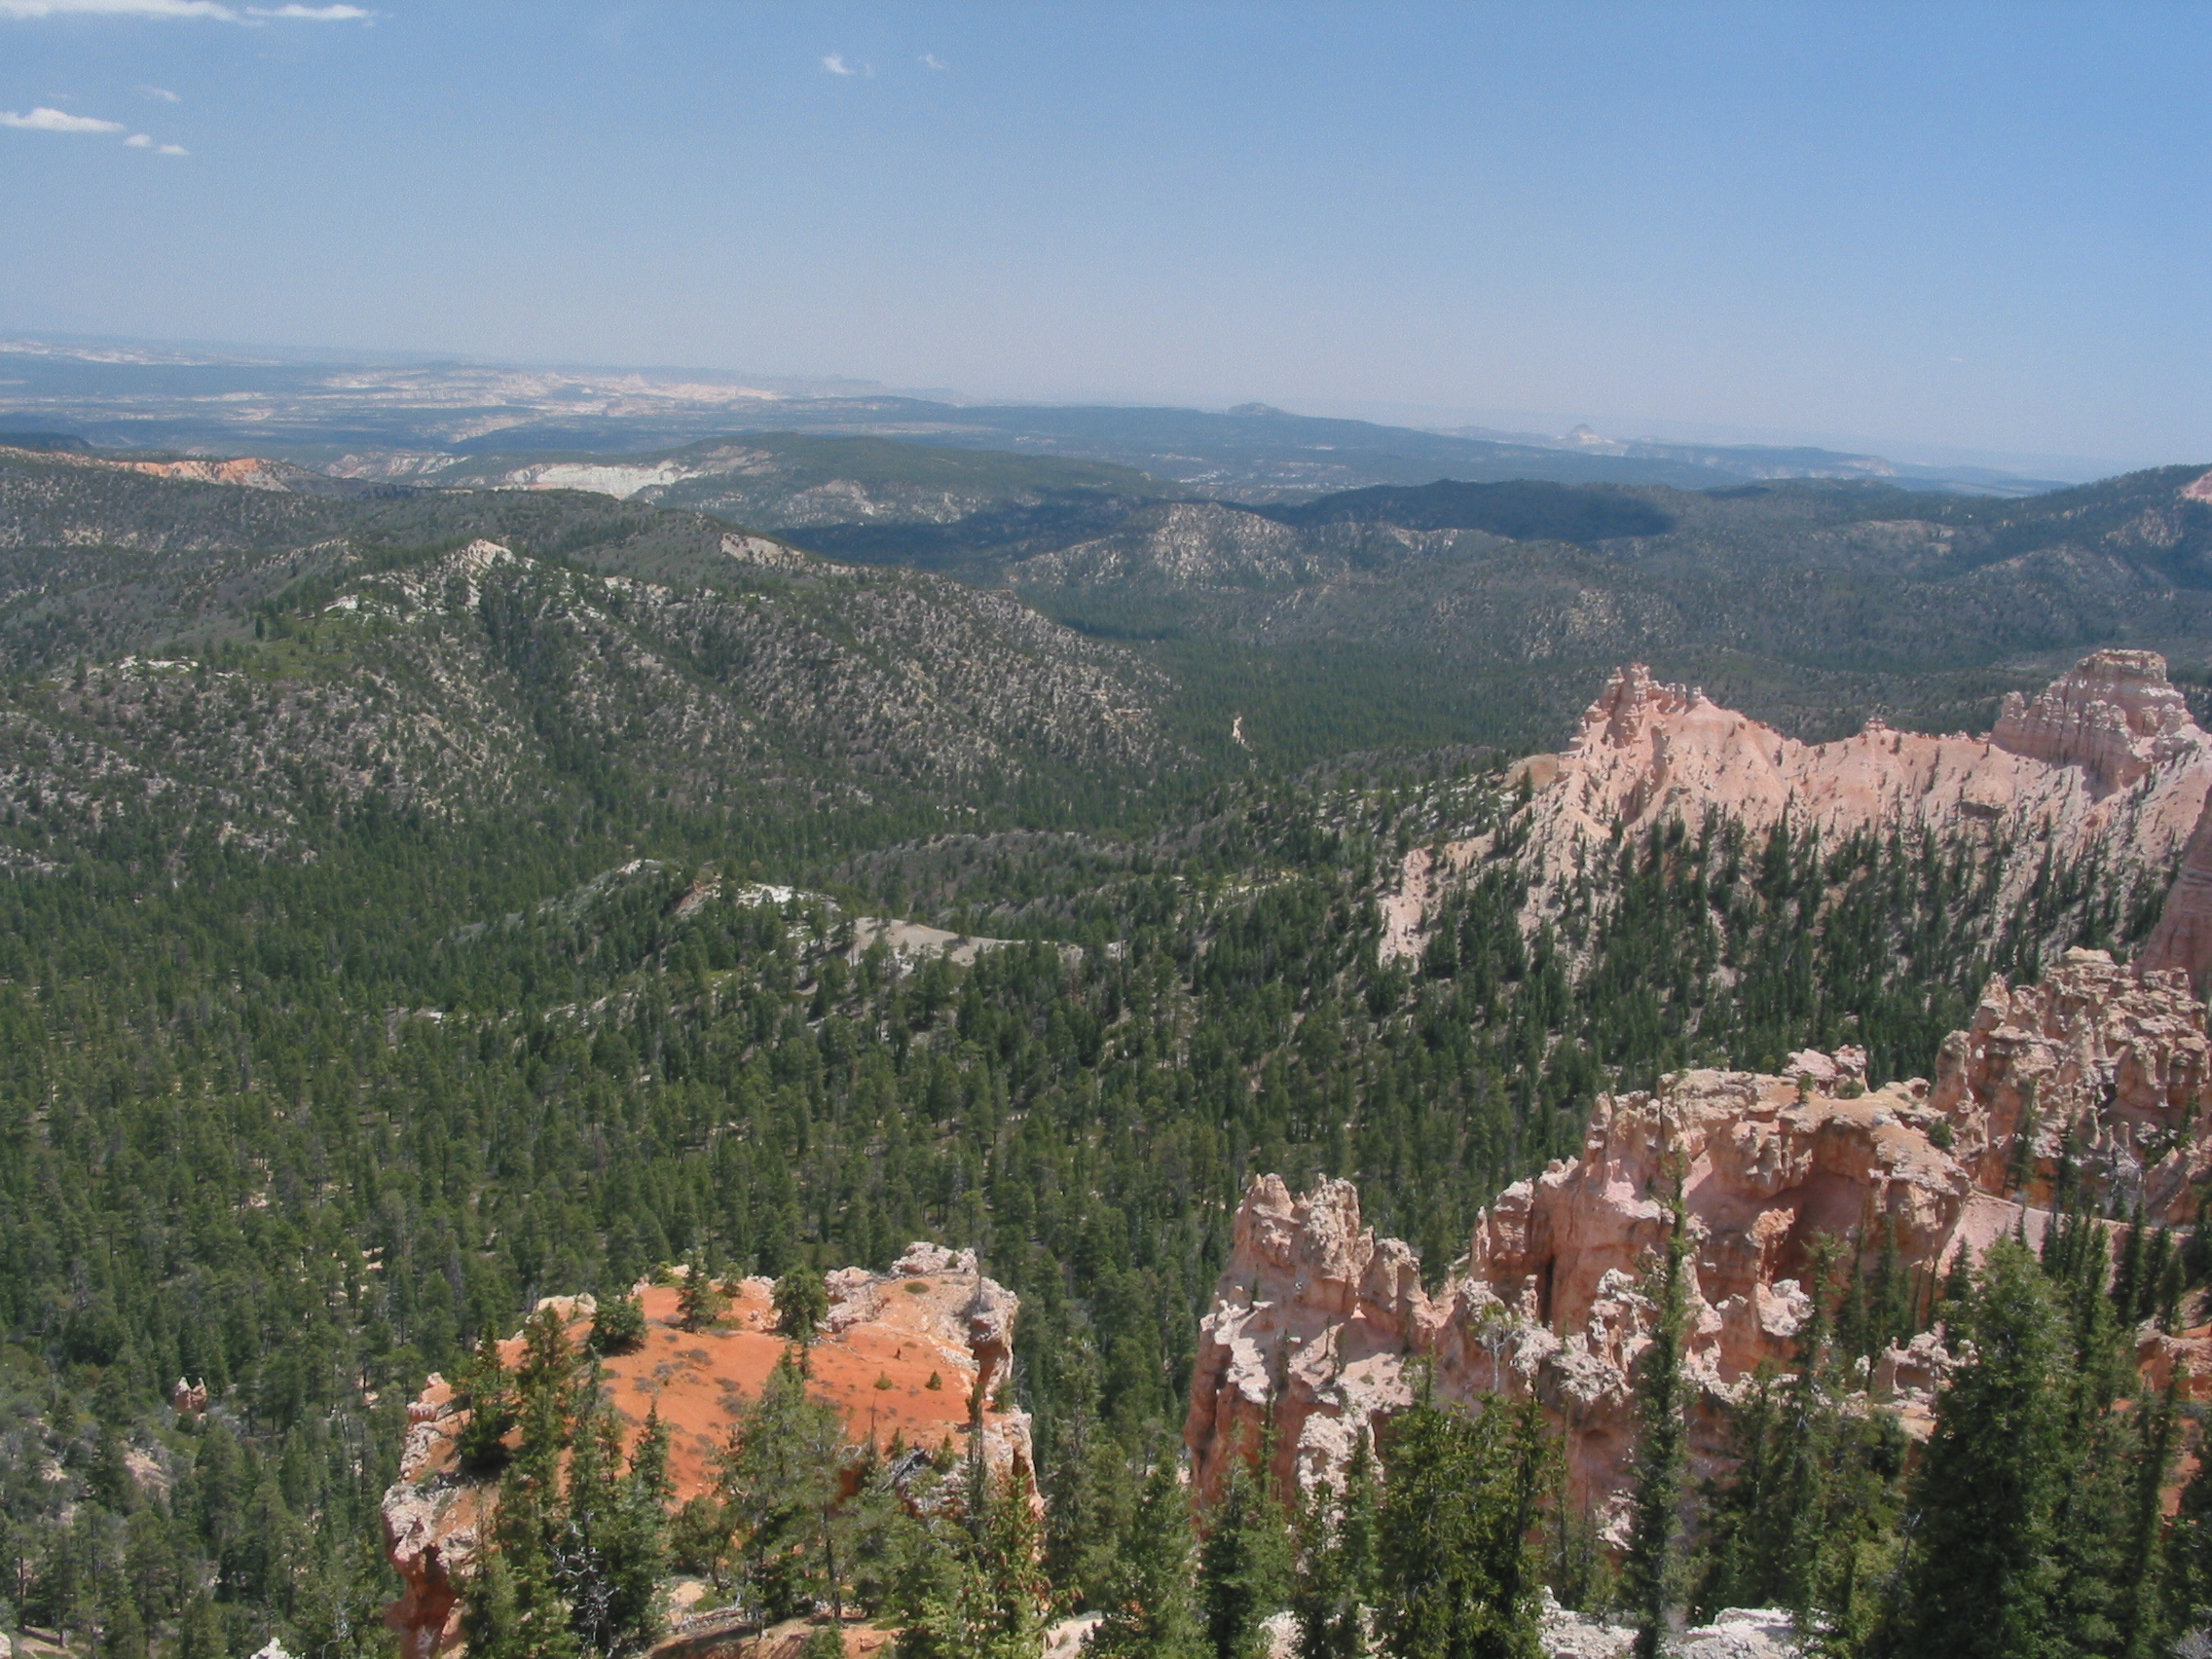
xmin=0 ymin=444 xmax=303 ymax=491
xmin=1382 ymin=651 xmax=2212 ymax=961
xmin=1185 ymin=950 xmax=2212 ymax=1536
xmin=383 ymin=1243 xmax=1025 ymax=1659
xmin=1539 ymin=649 xmax=2207 ymax=861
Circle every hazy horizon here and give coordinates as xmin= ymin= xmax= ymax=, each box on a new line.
xmin=0 ymin=325 xmax=2139 ymax=482
xmin=4 ymin=1 xmax=2207 ymax=470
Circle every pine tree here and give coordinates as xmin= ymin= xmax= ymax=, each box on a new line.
xmin=678 ymin=1256 xmax=728 ymax=1333
xmin=774 ymin=1267 xmax=830 ymax=1348
xmin=1694 ymin=1235 xmax=1899 ymax=1632
xmin=514 ymin=1306 xmax=577 ymax=1486
xmin=894 ymin=1411 xmax=1051 ymax=1658
xmin=2114 ymin=1385 xmax=2178 ymax=1659
xmin=464 ymin=1473 xmax=582 ymax=1659
xmin=2111 ymin=1200 xmax=2148 ymax=1327
xmin=1692 ymin=1365 xmax=1787 ymax=1615
xmin=588 ymin=1294 xmax=647 ymax=1356
xmin=1888 ymin=1238 xmax=2072 ymax=1659
xmin=1198 ymin=1455 xmax=1293 ymax=1659
xmin=455 ymin=1334 xmax=519 ymax=1474
xmin=1088 ymin=1456 xmax=1205 ymax=1659
xmin=1623 ymin=1186 xmax=1691 ymax=1659
xmin=555 ymin=1383 xmax=668 ymax=1657
xmin=1044 ymin=1342 xmax=1134 ymax=1610
xmin=632 ymin=1406 xmax=673 ymax=1512
xmin=718 ymin=1350 xmax=849 ymax=1627
xmin=2164 ymin=1430 xmax=2212 ymax=1647
xmin=1372 ymin=1383 xmax=1550 ymax=1659
xmin=980 ymin=1457 xmax=1052 ymax=1658
xmin=1292 ymin=1432 xmax=1379 ymax=1659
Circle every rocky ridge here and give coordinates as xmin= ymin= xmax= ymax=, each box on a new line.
xmin=1532 ymin=649 xmax=2212 ymax=894
xmin=383 ymin=1243 xmax=1025 ymax=1659
xmin=0 ymin=444 xmax=318 ymax=494
xmin=1383 ymin=651 xmax=2212 ymax=961
xmin=1184 ymin=948 xmax=2212 ymax=1535
xmin=1006 ymin=500 xmax=1510 ymax=592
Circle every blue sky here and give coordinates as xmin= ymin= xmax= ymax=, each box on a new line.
xmin=0 ymin=1 xmax=2205 ymax=468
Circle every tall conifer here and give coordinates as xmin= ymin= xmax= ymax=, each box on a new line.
xmin=1292 ymin=1433 xmax=1379 ymax=1659
xmin=1198 ymin=1455 xmax=1292 ymax=1659
xmin=1889 ymin=1238 xmax=2071 ymax=1659
xmin=1088 ymin=1456 xmax=1205 ymax=1659
xmin=1623 ymin=1183 xmax=1691 ymax=1659
xmin=1371 ymin=1381 xmax=1549 ymax=1659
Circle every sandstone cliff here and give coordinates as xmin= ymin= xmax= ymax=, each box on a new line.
xmin=383 ymin=1244 xmax=1026 ymax=1659
xmin=1185 ymin=949 xmax=2212 ymax=1535
xmin=2139 ymin=793 xmax=2212 ymax=993
xmin=1382 ymin=651 xmax=2212 ymax=961
xmin=1534 ymin=650 xmax=2207 ymax=862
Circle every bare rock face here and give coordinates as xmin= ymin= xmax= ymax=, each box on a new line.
xmin=1435 ymin=1059 xmax=1976 ymax=1530
xmin=1931 ymin=948 xmax=2212 ymax=1222
xmin=384 ymin=1255 xmax=1028 ymax=1659
xmin=1537 ymin=651 xmax=2209 ymax=875
xmin=1182 ymin=1177 xmax=1429 ymax=1501
xmin=2139 ymin=793 xmax=2212 ymax=993
xmin=1990 ymin=649 xmax=2200 ymax=792
xmin=1382 ymin=652 xmax=2212 ymax=963
xmin=1186 ymin=951 xmax=2212 ymax=1536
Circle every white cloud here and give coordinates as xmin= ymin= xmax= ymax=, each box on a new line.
xmin=0 ymin=1 xmax=238 ymax=16
xmin=141 ymin=85 xmax=180 ymax=100
xmin=156 ymin=140 xmax=185 ymax=153
xmin=0 ymin=0 xmax=372 ymax=17
xmin=920 ymin=53 xmax=947 ymax=70
xmin=124 ymin=130 xmax=150 ymax=144
xmin=0 ymin=105 xmax=125 ymax=131
xmin=822 ymin=52 xmax=854 ymax=75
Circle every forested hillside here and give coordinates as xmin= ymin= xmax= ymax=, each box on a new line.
xmin=2 ymin=452 xmax=2209 ymax=1659
xmin=0 ymin=726 xmax=2174 ymax=1657
xmin=13 ymin=444 xmax=2212 ymax=759
xmin=999 ymin=466 xmax=2212 ymax=747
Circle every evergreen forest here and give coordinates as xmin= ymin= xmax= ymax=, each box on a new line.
xmin=2 ymin=451 xmax=2210 ymax=1659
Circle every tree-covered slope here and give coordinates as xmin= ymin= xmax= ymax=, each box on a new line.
xmin=1004 ymin=466 xmax=2212 ymax=746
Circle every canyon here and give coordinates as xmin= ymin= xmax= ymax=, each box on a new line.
xmin=1184 ymin=945 xmax=2212 ymax=1532
xmin=382 ymin=1245 xmax=1027 ymax=1659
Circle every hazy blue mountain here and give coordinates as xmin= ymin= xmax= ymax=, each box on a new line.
xmin=0 ymin=338 xmax=2071 ymax=498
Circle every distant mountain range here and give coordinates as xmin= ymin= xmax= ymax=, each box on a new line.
xmin=5 ymin=426 xmax=2209 ymax=782
xmin=0 ymin=336 xmax=2078 ymax=498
